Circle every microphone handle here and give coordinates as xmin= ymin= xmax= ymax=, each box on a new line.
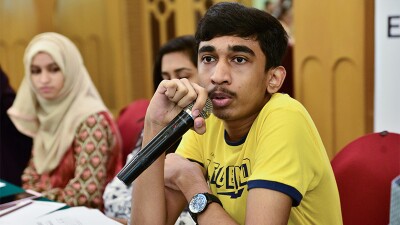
xmin=117 ymin=110 xmax=194 ymax=185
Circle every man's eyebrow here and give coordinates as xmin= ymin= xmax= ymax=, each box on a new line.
xmin=198 ymin=44 xmax=255 ymax=56
xmin=229 ymin=45 xmax=255 ymax=56
xmin=198 ymin=45 xmax=215 ymax=54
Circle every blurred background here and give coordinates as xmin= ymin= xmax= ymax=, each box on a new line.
xmin=1 ymin=0 xmax=398 ymax=159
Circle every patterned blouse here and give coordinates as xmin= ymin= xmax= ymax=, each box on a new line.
xmin=103 ymin=130 xmax=195 ymax=225
xmin=22 ymin=112 xmax=121 ymax=210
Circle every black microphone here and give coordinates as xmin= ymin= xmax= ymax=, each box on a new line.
xmin=117 ymin=99 xmax=213 ymax=185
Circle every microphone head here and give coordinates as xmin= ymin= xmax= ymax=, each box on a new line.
xmin=184 ymin=98 xmax=213 ymax=119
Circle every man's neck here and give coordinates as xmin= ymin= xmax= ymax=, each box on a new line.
xmin=222 ymin=94 xmax=272 ymax=142
xmin=221 ymin=93 xmax=274 ymax=142
xmin=223 ymin=113 xmax=259 ymax=142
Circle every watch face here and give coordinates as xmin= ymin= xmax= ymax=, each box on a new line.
xmin=189 ymin=193 xmax=207 ymax=213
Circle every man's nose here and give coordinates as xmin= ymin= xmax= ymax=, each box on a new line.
xmin=211 ymin=61 xmax=231 ymax=85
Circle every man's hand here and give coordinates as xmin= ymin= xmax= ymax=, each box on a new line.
xmin=146 ymin=78 xmax=208 ymax=134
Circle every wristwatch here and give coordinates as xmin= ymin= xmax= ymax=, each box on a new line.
xmin=188 ymin=192 xmax=223 ymax=224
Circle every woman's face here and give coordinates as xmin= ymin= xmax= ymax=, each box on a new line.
xmin=161 ymin=51 xmax=198 ymax=83
xmin=30 ymin=52 xmax=65 ymax=100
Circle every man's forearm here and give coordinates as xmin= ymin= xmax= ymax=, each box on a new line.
xmin=131 ymin=124 xmax=167 ymax=225
xmin=165 ymin=187 xmax=188 ymax=225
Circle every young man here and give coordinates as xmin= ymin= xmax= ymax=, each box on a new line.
xmin=131 ymin=2 xmax=342 ymax=225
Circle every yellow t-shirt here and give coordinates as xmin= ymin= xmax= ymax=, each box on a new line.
xmin=176 ymin=93 xmax=342 ymax=225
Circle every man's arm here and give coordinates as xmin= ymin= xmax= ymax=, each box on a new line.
xmin=130 ymin=79 xmax=208 ymax=225
xmin=245 ymin=188 xmax=292 ymax=225
xmin=131 ymin=125 xmax=167 ymax=224
xmin=165 ymin=154 xmax=292 ymax=225
xmin=164 ymin=154 xmax=238 ymax=225
xmin=164 ymin=187 xmax=188 ymax=225
xmin=186 ymin=187 xmax=291 ymax=225
xmin=194 ymin=188 xmax=291 ymax=225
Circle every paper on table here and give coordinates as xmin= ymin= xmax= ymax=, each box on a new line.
xmin=0 ymin=199 xmax=33 ymax=217
xmin=28 ymin=206 xmax=122 ymax=225
xmin=0 ymin=200 xmax=66 ymax=225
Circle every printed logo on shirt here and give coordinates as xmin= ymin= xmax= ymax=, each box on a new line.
xmin=206 ymin=158 xmax=251 ymax=198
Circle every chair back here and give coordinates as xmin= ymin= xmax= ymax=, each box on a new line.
xmin=117 ymin=99 xmax=150 ymax=162
xmin=331 ymin=131 xmax=400 ymax=225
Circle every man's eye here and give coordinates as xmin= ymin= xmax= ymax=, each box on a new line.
xmin=202 ymin=56 xmax=215 ymax=63
xmin=233 ymin=57 xmax=247 ymax=64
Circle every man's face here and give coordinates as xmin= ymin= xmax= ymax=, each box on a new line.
xmin=198 ymin=36 xmax=271 ymax=122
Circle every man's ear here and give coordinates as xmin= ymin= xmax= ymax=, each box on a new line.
xmin=266 ymin=66 xmax=286 ymax=94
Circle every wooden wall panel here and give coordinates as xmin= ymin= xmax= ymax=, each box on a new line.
xmin=300 ymin=57 xmax=334 ymax=158
xmin=294 ymin=0 xmax=374 ymax=158
xmin=125 ymin=0 xmax=152 ymax=101
xmin=0 ymin=0 xmax=40 ymax=90
xmin=54 ymin=0 xmax=121 ymax=113
xmin=333 ymin=59 xmax=364 ymax=153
